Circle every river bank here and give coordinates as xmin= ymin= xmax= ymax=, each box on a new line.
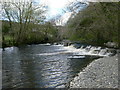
xmin=69 ymin=53 xmax=119 ymax=88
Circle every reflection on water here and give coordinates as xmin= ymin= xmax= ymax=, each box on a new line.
xmin=2 ymin=44 xmax=99 ymax=88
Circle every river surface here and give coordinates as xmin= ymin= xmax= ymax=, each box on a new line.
xmin=2 ymin=44 xmax=100 ymax=88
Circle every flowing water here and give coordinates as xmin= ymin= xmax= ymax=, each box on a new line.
xmin=2 ymin=44 xmax=100 ymax=88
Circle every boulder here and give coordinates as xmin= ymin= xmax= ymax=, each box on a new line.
xmin=104 ymin=42 xmax=118 ymax=48
xmin=62 ymin=40 xmax=72 ymax=46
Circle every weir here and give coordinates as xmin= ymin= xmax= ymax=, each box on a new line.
xmin=63 ymin=44 xmax=117 ymax=58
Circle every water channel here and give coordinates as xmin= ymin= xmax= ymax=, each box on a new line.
xmin=2 ymin=44 xmax=100 ymax=88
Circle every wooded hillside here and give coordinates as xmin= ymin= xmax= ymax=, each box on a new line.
xmin=66 ymin=2 xmax=119 ymax=47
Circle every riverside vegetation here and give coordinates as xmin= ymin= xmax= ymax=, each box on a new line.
xmin=65 ymin=2 xmax=119 ymax=47
xmin=2 ymin=2 xmax=59 ymax=48
xmin=1 ymin=2 xmax=120 ymax=49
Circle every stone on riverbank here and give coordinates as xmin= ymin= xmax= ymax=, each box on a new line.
xmin=70 ymin=54 xmax=118 ymax=88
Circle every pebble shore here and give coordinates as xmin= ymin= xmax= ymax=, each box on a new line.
xmin=70 ymin=54 xmax=119 ymax=88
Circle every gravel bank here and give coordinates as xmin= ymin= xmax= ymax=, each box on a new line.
xmin=70 ymin=54 xmax=118 ymax=88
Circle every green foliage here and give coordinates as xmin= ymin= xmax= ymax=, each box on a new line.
xmin=2 ymin=21 xmax=10 ymax=34
xmin=66 ymin=2 xmax=119 ymax=47
xmin=80 ymin=18 xmax=93 ymax=27
xmin=2 ymin=20 xmax=59 ymax=47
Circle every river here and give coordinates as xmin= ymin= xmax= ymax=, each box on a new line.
xmin=2 ymin=44 xmax=100 ymax=88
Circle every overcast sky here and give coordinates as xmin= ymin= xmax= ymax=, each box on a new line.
xmin=1 ymin=0 xmax=119 ymax=25
xmin=1 ymin=0 xmax=87 ymax=25
xmin=33 ymin=0 xmax=119 ymax=25
xmin=36 ymin=0 xmax=88 ymax=25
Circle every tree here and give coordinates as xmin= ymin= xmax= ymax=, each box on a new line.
xmin=65 ymin=2 xmax=119 ymax=47
xmin=2 ymin=1 xmax=46 ymax=45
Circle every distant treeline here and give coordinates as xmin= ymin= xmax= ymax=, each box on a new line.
xmin=65 ymin=2 xmax=119 ymax=48
xmin=2 ymin=20 xmax=59 ymax=47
